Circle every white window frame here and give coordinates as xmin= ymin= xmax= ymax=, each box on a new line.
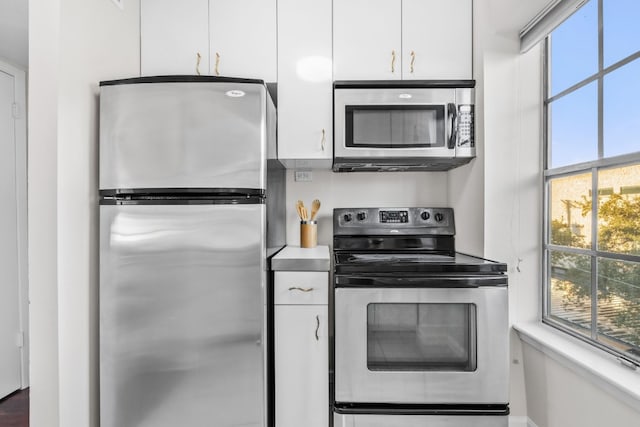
xmin=542 ymin=0 xmax=640 ymax=368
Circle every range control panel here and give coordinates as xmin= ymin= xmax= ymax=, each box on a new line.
xmin=380 ymin=210 xmax=409 ymax=223
xmin=334 ymin=207 xmax=455 ymax=236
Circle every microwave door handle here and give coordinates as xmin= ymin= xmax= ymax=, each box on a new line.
xmin=448 ymin=103 xmax=458 ymax=149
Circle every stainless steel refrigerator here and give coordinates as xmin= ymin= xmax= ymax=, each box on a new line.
xmin=99 ymin=76 xmax=285 ymax=427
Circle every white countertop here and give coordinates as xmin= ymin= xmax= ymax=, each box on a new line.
xmin=271 ymin=245 xmax=330 ymax=272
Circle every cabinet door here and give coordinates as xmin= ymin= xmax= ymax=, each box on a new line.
xmin=333 ymin=0 xmax=402 ymax=80
xmin=210 ymin=0 xmax=277 ymax=81
xmin=277 ymin=0 xmax=333 ymax=165
xmin=402 ymin=0 xmax=472 ymax=80
xmin=141 ymin=0 xmax=209 ymax=76
xmin=275 ymin=305 xmax=328 ymax=427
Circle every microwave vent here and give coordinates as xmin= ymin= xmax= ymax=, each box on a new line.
xmin=332 ymin=157 xmax=474 ymax=172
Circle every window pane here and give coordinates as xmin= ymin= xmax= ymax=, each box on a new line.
xmin=597 ymin=164 xmax=640 ymax=254
xmin=597 ymin=258 xmax=640 ymax=363
xmin=549 ymin=82 xmax=598 ymax=168
xmin=603 ymin=0 xmax=640 ymax=67
xmin=367 ymin=303 xmax=476 ymax=371
xmin=549 ymin=173 xmax=592 ymax=248
xmin=550 ymin=0 xmax=598 ymax=96
xmin=603 ymin=58 xmax=640 ymax=158
xmin=548 ymin=250 xmax=592 ymax=337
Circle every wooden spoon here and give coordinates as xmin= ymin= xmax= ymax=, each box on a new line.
xmin=296 ymin=200 xmax=306 ymax=221
xmin=310 ymin=199 xmax=321 ymax=220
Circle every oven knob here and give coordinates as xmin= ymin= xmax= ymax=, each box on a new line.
xmin=357 ymin=212 xmax=367 ymax=221
xmin=434 ymin=212 xmax=444 ymax=222
xmin=421 ymin=211 xmax=430 ymax=221
xmin=343 ymin=213 xmax=353 ymax=222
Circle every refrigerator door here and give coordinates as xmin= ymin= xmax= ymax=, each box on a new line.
xmin=99 ymin=77 xmax=270 ymax=191
xmin=100 ymin=203 xmax=266 ymax=427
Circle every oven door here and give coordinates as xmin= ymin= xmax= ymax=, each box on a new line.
xmin=334 ymin=278 xmax=508 ymax=405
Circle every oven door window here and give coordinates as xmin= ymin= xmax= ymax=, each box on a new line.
xmin=345 ymin=105 xmax=446 ymax=148
xmin=367 ymin=303 xmax=477 ymax=371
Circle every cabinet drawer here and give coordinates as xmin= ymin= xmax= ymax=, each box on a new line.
xmin=274 ymin=272 xmax=328 ymax=305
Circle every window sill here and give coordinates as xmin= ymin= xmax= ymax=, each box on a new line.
xmin=513 ymin=321 xmax=640 ymax=410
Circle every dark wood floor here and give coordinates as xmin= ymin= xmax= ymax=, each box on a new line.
xmin=0 ymin=388 xmax=29 ymax=427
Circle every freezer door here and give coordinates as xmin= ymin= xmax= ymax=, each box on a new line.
xmin=100 ymin=203 xmax=266 ymax=427
xmin=99 ymin=80 xmax=269 ymax=190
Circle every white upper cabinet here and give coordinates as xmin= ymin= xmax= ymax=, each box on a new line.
xmin=141 ymin=0 xmax=210 ymax=76
xmin=333 ymin=0 xmax=472 ymax=81
xmin=333 ymin=0 xmax=402 ymax=80
xmin=402 ymin=0 xmax=472 ymax=80
xmin=210 ymin=0 xmax=277 ymax=81
xmin=277 ymin=0 xmax=333 ymax=167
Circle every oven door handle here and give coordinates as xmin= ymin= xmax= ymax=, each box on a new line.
xmin=334 ymin=275 xmax=507 ymax=288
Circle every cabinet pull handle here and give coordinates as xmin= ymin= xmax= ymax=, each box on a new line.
xmin=410 ymin=51 xmax=416 ymax=74
xmin=288 ymin=286 xmax=314 ymax=292
xmin=391 ymin=50 xmax=396 ymax=73
xmin=321 ymin=129 xmax=326 ymax=151
xmin=315 ymin=315 xmax=320 ymax=341
xmin=196 ymin=52 xmax=202 ymax=76
xmin=215 ymin=52 xmax=221 ymax=76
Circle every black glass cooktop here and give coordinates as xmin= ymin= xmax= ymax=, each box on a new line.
xmin=334 ymin=252 xmax=507 ymax=274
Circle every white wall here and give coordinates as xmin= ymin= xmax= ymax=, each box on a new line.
xmin=29 ymin=0 xmax=140 ymax=426
xmin=481 ymin=37 xmax=544 ymax=419
xmin=522 ymin=344 xmax=640 ymax=426
xmin=28 ymin=0 xmax=61 ymax=424
xmin=285 ymin=170 xmax=449 ymax=247
xmin=0 ymin=0 xmax=28 ymax=68
xmin=476 ymin=0 xmax=640 ymax=425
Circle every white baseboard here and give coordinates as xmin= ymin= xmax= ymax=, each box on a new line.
xmin=509 ymin=416 xmax=539 ymax=427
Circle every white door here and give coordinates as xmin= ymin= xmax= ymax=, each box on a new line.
xmin=141 ymin=0 xmax=210 ymax=75
xmin=333 ymin=0 xmax=402 ymax=80
xmin=275 ymin=305 xmax=328 ymax=427
xmin=0 ymin=69 xmax=23 ymax=399
xmin=209 ymin=0 xmax=277 ymax=81
xmin=402 ymin=0 xmax=472 ymax=80
xmin=277 ymin=0 xmax=333 ymax=165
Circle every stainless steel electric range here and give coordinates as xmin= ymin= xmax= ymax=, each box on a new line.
xmin=332 ymin=207 xmax=509 ymax=427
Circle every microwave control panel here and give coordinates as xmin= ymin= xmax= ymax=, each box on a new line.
xmin=458 ymin=105 xmax=474 ymax=147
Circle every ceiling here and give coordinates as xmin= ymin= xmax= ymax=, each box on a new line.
xmin=0 ymin=0 xmax=28 ymax=69
xmin=486 ymin=0 xmax=552 ymax=34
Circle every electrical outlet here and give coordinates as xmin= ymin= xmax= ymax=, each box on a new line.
xmin=294 ymin=170 xmax=313 ymax=182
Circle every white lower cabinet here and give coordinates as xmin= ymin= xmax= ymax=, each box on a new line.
xmin=275 ymin=298 xmax=328 ymax=427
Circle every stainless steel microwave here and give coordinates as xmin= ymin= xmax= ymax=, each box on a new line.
xmin=333 ymin=80 xmax=475 ymax=172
